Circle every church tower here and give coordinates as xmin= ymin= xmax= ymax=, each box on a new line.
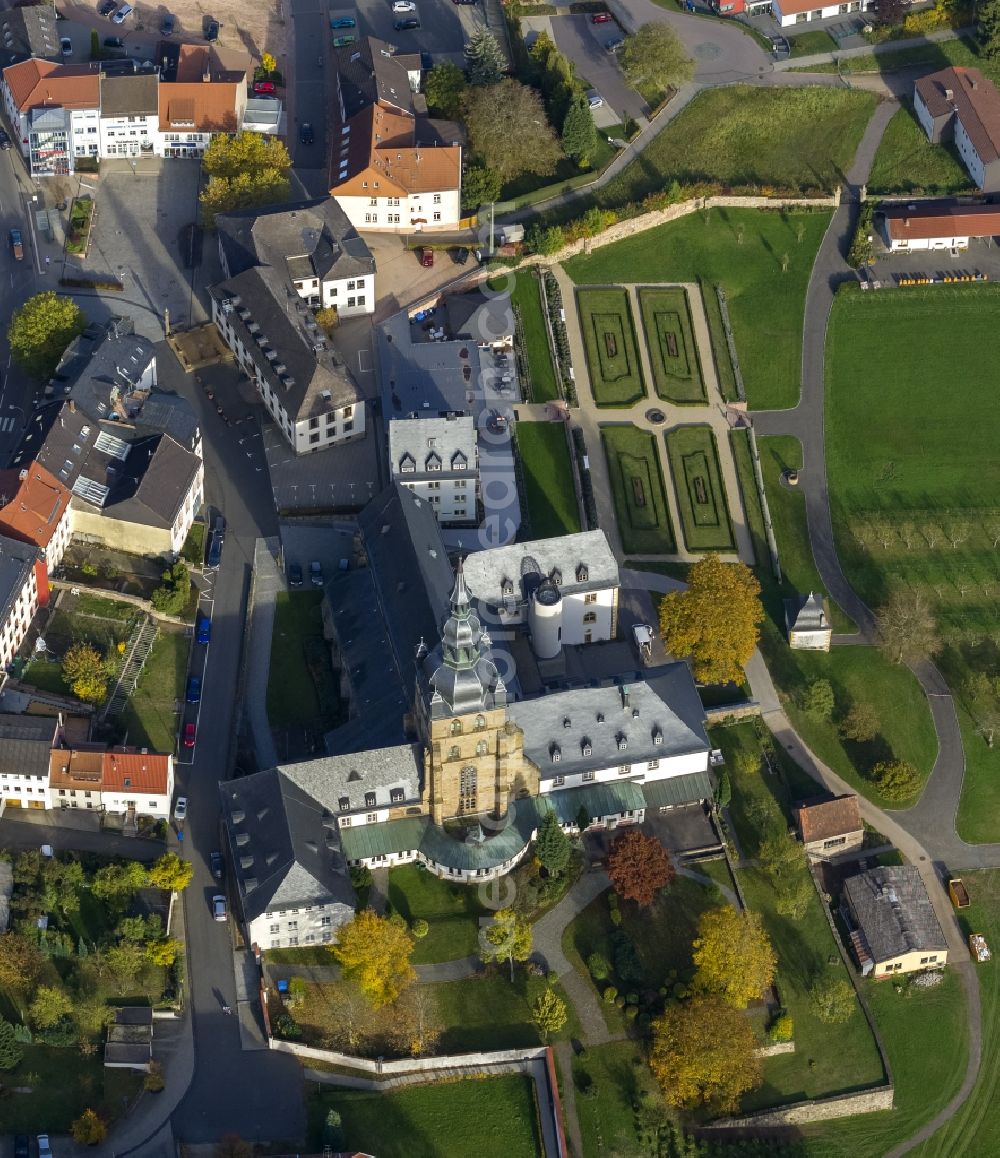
xmin=418 ymin=560 xmax=536 ymax=825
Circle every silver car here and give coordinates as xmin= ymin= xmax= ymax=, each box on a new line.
xmin=212 ymin=894 xmax=228 ymax=922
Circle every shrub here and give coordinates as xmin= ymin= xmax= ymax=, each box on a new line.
xmin=768 ymin=1013 xmax=794 ymax=1042
xmin=286 ymin=977 xmax=308 ymax=1008
xmin=411 ymin=918 xmax=429 ymax=939
xmin=273 ymin=1013 xmax=301 ymax=1039
xmin=810 ymin=978 xmax=856 ymax=1024
xmin=350 ymin=864 xmax=372 ymax=890
xmin=603 ymin=986 xmax=618 ymax=1004
xmin=802 ymin=679 xmax=835 ymax=719
xmin=614 ymin=994 xmax=626 ymax=1009
xmin=869 ymin=759 xmax=921 ymax=801
xmin=625 ymin=1005 xmax=639 ymax=1020
xmin=587 ymin=951 xmax=610 ymax=982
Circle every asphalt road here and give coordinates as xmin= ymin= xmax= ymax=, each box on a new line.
xmin=547 ymin=14 xmax=646 ymax=125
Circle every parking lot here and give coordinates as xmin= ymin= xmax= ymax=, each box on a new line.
xmin=354 ymin=0 xmax=498 ymax=62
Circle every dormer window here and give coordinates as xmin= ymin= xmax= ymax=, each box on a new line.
xmin=562 ymin=717 xmax=571 ymax=729
xmin=502 ymin=579 xmax=514 ymax=596
xmin=338 ymin=796 xmax=350 ymax=811
xmin=576 ymin=563 xmax=589 ymax=582
xmin=653 ymin=729 xmax=663 ymax=746
xmin=390 ymin=788 xmax=404 ymax=804
xmin=581 ymin=739 xmax=592 ymax=757
xmin=551 ymin=745 xmax=561 ymax=763
xmin=452 ymin=451 xmax=467 ymax=470
xmin=364 ymin=792 xmax=376 ymax=808
xmin=616 ymin=734 xmax=628 ymax=751
xmin=551 ymin=568 xmax=562 ymax=586
xmin=399 ymin=453 xmax=415 ymax=474
xmin=426 ymin=452 xmax=442 ymax=471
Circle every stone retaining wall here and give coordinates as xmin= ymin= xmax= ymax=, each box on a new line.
xmin=754 ymin=1041 xmax=796 ymax=1058
xmin=270 ymin=1038 xmax=548 ymax=1075
xmin=704 ymin=701 xmax=761 ymax=722
xmin=710 ymin=1084 xmax=894 ymax=1127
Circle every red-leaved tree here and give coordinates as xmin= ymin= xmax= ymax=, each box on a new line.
xmin=606 ymin=830 xmax=675 ymax=907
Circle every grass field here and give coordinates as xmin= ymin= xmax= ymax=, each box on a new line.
xmin=787 ymin=28 xmax=838 ymax=56
xmin=665 ymin=425 xmax=736 ymax=552
xmin=387 ymin=864 xmax=485 ymax=965
xmin=119 ymin=629 xmax=188 ymax=753
xmin=700 ymin=279 xmax=739 ymax=401
xmin=566 ymin=210 xmax=831 ymax=410
xmin=595 ymin=87 xmax=877 ymax=207
xmin=941 ymin=644 xmax=1000 ymax=844
xmin=571 ymin=1040 xmax=662 ymax=1158
xmin=308 ymin=1076 xmax=541 ymax=1157
xmin=432 ymin=974 xmax=580 ymax=1052
xmin=511 ymin=268 xmax=560 ymax=403
xmin=267 ymin=591 xmax=340 ymax=730
xmin=516 ymin=421 xmax=581 ymax=539
xmin=601 ymin=425 xmax=675 ymax=554
xmin=637 ymin=286 xmax=706 ymax=404
xmin=576 ymin=287 xmax=646 ymax=407
xmin=826 ymin=285 xmax=1000 ymax=633
xmin=868 ymin=103 xmax=976 ymax=196
xmin=820 ymin=32 xmax=1000 ymax=83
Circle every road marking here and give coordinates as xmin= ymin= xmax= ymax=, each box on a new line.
xmin=358 ymin=349 xmax=372 ymax=374
xmin=0 ymin=416 xmax=15 ymax=433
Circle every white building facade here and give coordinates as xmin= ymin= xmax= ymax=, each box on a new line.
xmin=389 ymin=416 xmax=479 ymax=525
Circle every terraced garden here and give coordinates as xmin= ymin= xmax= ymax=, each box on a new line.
xmin=576 ymin=287 xmax=646 ymax=407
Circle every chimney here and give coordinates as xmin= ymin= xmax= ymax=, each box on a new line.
xmin=945 ymin=87 xmax=954 ymax=100
xmin=203 ymin=66 xmax=211 ymax=83
xmin=68 ymin=399 xmax=76 ymax=413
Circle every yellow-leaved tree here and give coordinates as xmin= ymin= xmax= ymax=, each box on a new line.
xmin=650 ymin=994 xmax=762 ymax=1113
xmin=332 ymin=911 xmax=416 ymax=1008
xmin=200 ymin=132 xmax=292 ymax=227
xmin=692 ymin=906 xmax=777 ymax=1009
xmin=658 ymin=554 xmax=762 ymax=686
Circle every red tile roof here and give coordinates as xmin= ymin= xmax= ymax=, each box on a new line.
xmin=158 ymin=80 xmax=243 ymax=133
xmin=103 ymin=748 xmax=171 ymax=794
xmin=796 ymin=795 xmax=862 ymax=844
xmin=0 ymin=462 xmax=70 ymax=550
xmin=882 ymin=201 xmax=1000 ymax=241
xmin=3 ymin=58 xmax=100 ymax=111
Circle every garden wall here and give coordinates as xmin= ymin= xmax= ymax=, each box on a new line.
xmin=269 ymin=1038 xmax=548 ymax=1074
xmin=709 ymin=1084 xmax=894 ymax=1127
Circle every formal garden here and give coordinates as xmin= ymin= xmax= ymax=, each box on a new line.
xmin=665 ymin=425 xmax=736 ymax=553
xmin=0 ymin=849 xmax=190 ymax=1136
xmin=601 ymin=425 xmax=675 ymax=554
xmin=576 ymin=288 xmax=646 ymax=408
xmin=515 ymin=421 xmax=581 ymax=540
xmin=566 ymin=210 xmax=832 ymax=411
xmin=638 ymin=287 xmax=707 ymax=405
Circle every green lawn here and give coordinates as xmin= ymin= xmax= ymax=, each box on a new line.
xmin=432 ymin=973 xmax=580 ymax=1052
xmin=22 ymin=657 xmax=71 ymax=696
xmin=830 ymin=33 xmax=1000 ymax=83
xmin=787 ymin=29 xmax=838 ymax=56
xmin=637 ymin=287 xmax=706 ymax=404
xmin=826 ymin=285 xmax=1000 ymax=635
xmin=180 ymin=520 xmax=206 ymax=566
xmin=565 ymin=209 xmax=831 ymax=410
xmin=601 ymin=425 xmax=675 ymax=554
xmin=511 ymin=268 xmax=560 ymax=403
xmin=73 ymin=594 xmax=137 ymax=622
xmin=267 ymin=591 xmax=340 ymax=730
xmin=572 ymin=1040 xmax=662 ymax=1158
xmin=700 ymin=279 xmax=739 ymax=402
xmin=119 ymin=628 xmax=188 ymax=752
xmin=940 ymin=646 xmax=1000 ymax=844
xmin=387 ymin=864 xmax=485 ymax=965
xmin=307 ymin=1076 xmax=541 ymax=1157
xmin=664 ymin=425 xmax=736 ymax=553
xmin=595 ymin=87 xmax=877 ymax=207
xmin=868 ymin=103 xmax=976 ymax=196
xmin=264 ymin=945 xmax=332 ymax=966
xmin=576 ymin=287 xmax=646 ymax=407
xmin=516 ymin=421 xmax=582 ymax=539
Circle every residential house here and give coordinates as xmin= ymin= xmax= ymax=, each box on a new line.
xmin=389 ymin=416 xmax=478 ymax=525
xmin=0 ymin=714 xmax=62 ymax=811
xmin=842 ymin=865 xmax=949 ymax=978
xmin=0 ymin=533 xmax=39 ymax=678
xmin=795 ymin=794 xmax=864 ymax=859
xmin=709 ymin=0 xmax=772 ymax=15
xmin=104 ymin=1007 xmax=153 ymax=1071
xmin=880 ymin=200 xmax=1000 ymax=251
xmin=914 ymin=67 xmax=1000 ymax=192
xmin=158 ymin=44 xmax=249 ymax=159
xmin=0 ymin=7 xmax=62 ymax=68
xmin=101 ymin=747 xmax=174 ymax=821
xmin=785 ymin=591 xmax=832 ymax=651
xmin=216 ymin=197 xmax=376 ymax=318
xmin=329 ymin=36 xmax=461 ymax=231
xmin=48 ymin=747 xmax=104 ymax=813
xmin=0 ymin=462 xmax=72 ymax=574
xmin=771 ymin=0 xmax=873 ymax=26
xmin=99 ymin=73 xmax=159 ymax=157
xmin=1 ymin=58 xmax=100 ymax=174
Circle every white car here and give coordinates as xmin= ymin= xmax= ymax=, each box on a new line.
xmin=587 ymin=91 xmax=603 ymax=108
xmin=392 ymin=1 xmax=416 ymax=10
xmin=37 ymin=1138 xmax=53 ymax=1158
xmin=174 ymin=795 xmax=187 ymax=822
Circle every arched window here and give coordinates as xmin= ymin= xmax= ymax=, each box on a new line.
xmin=450 ymin=720 xmax=462 ymax=736
xmin=475 ymin=714 xmax=487 ymax=731
xmin=476 ymin=740 xmax=488 ymax=756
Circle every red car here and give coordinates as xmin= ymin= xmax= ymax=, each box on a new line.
xmin=420 ymin=247 xmax=434 ymax=268
xmin=591 ymin=11 xmax=612 ymax=21
xmin=184 ymin=722 xmax=196 ymax=748
xmin=253 ymin=80 xmax=276 ymax=94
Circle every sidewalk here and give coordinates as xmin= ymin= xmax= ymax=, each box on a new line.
xmin=774 ymin=25 xmax=973 ymax=71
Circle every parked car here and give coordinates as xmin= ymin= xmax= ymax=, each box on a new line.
xmin=112 ymin=3 xmax=133 ymax=23
xmin=207 ymin=530 xmax=223 ymax=567
xmin=99 ymin=0 xmax=117 ymax=14
xmin=210 ymin=851 xmax=224 ymax=880
xmin=0 ymin=129 xmax=11 ymax=150
xmin=392 ymin=0 xmax=415 ymax=9
xmin=196 ymin=612 xmax=211 ymax=644
xmin=591 ymin=10 xmax=612 ymax=21
xmin=606 ymin=37 xmax=624 ymax=52
xmin=37 ymin=1137 xmax=53 ymax=1158
xmin=212 ymin=894 xmax=228 ymax=922
xmin=253 ymin=79 xmax=276 ymax=94
xmin=104 ymin=35 xmax=124 ymax=47
xmin=186 ymin=674 xmax=202 ymax=704
xmin=183 ymin=722 xmax=196 ymax=748
xmin=299 ymin=122 xmax=314 ymax=145
xmin=393 ymin=17 xmax=420 ymax=29
xmin=160 ymin=12 xmax=175 ymax=35
xmin=60 ymin=36 xmax=72 ymax=54
xmin=14 ymin=1138 xmax=28 ymax=1158
xmin=452 ymin=246 xmax=470 ymax=265
xmin=331 ymin=14 xmax=357 ymax=25
xmin=587 ymin=91 xmax=603 ymax=108
xmin=332 ymin=34 xmax=355 ymax=45
xmin=9 ymin=229 xmax=23 ymax=261
xmin=288 ymin=562 xmax=303 ymax=587
xmin=420 ymin=247 xmax=434 ymax=268
xmin=205 ymin=18 xmax=220 ymax=41
xmin=174 ymin=796 xmax=187 ymax=821
xmin=309 ymin=560 xmax=323 ymax=587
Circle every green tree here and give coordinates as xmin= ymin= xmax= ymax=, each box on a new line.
xmin=758 ymin=829 xmax=803 ymax=885
xmin=322 ymin=1108 xmax=345 ymax=1150
xmin=151 ymin=560 xmax=191 ymax=616
xmin=461 ymin=165 xmax=501 ymax=212
xmin=148 ymin=852 xmax=194 ymax=892
xmin=981 ymin=0 xmax=1000 ymax=58
xmin=424 ymin=61 xmax=466 ymax=117
xmin=62 ymin=642 xmax=116 ymax=704
xmin=0 ymin=932 xmax=44 ymax=993
xmin=146 ymin=938 xmax=181 ymax=967
xmin=810 ymin=977 xmax=857 ymax=1023
xmin=91 ymin=861 xmax=148 ymax=904
xmin=29 ymin=985 xmax=73 ymax=1030
xmin=479 ymin=907 xmax=532 ymax=981
xmin=532 ymin=987 xmax=567 ymax=1041
xmin=105 ymin=942 xmax=148 ymax=994
xmin=261 ymin=52 xmax=277 ymax=75
xmin=41 ymin=857 xmax=85 ymax=916
xmin=659 ymin=555 xmax=763 ymax=685
xmin=619 ymin=24 xmax=693 ymax=94
xmin=71 ymin=1108 xmax=107 ymax=1146
xmin=411 ymin=918 xmax=429 ymax=939
xmin=463 ymin=80 xmax=563 ymax=183
xmin=693 ymin=907 xmax=777 ymax=1008
xmin=464 ymin=30 xmax=505 ymax=86
xmin=561 ymin=93 xmax=598 ymax=166
xmin=0 ymin=1019 xmax=23 ymax=1071
xmin=535 ymin=812 xmax=572 ymax=876
xmin=332 ymin=910 xmax=416 ymax=1008
xmin=802 ymin=679 xmax=835 ymax=719
xmin=8 ymin=292 xmax=86 ymax=381
xmin=869 ymin=759 xmax=921 ymax=801
xmin=841 ymin=701 xmax=880 ymax=743
xmin=525 ymin=224 xmax=565 ymax=256
xmin=200 ymin=132 xmax=292 ymax=227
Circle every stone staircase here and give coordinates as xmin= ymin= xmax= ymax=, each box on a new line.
xmin=104 ymin=616 xmax=159 ymax=720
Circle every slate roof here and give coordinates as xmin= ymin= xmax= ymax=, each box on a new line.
xmin=100 ymin=73 xmax=158 ymax=117
xmin=463 ymin=530 xmax=618 ymax=605
xmin=332 ymin=35 xmax=415 ymax=120
xmin=0 ymin=7 xmax=60 ymax=65
xmin=0 ymin=736 xmax=52 ymax=780
xmin=796 ymin=794 xmax=862 ymax=844
xmin=108 ymin=435 xmax=201 ymax=529
xmin=0 ymin=713 xmax=59 ymax=744
xmin=279 ymin=743 xmax=423 ymax=816
xmin=444 ymin=292 xmax=514 ymax=344
xmin=389 ymin=415 xmax=477 ymax=479
xmin=0 ymin=531 xmax=35 ymax=626
xmin=786 ymin=592 xmax=829 ymax=633
xmin=220 ymin=770 xmax=355 ymax=921
xmin=916 ymin=66 xmax=1000 ymax=165
xmin=843 ymin=865 xmax=947 ymax=963
xmin=510 ymin=664 xmax=710 ymax=784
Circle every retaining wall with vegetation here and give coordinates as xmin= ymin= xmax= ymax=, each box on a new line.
xmin=710 ymin=1084 xmax=894 ymax=1127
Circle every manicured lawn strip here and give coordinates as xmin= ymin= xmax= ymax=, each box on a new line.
xmin=432 ymin=974 xmax=581 ymax=1052
xmin=387 ymin=864 xmax=486 ymax=965
xmin=833 ymin=34 xmax=1000 ymax=81
xmin=267 ymin=591 xmax=339 ymax=729
xmin=758 ymin=435 xmax=856 ymax=634
xmin=729 ymin=430 xmax=768 ymax=566
xmin=623 ymin=558 xmax=690 ymax=582
xmin=565 ymin=210 xmax=831 ymax=410
xmin=511 ymin=268 xmax=560 ymax=403
xmin=576 ymin=287 xmax=646 ymax=407
xmin=665 ymin=424 xmax=736 ymax=552
xmin=264 ymin=945 xmax=332 ymax=966
xmin=22 ymin=657 xmax=71 ymax=696
xmin=601 ymin=425 xmax=675 ymax=554
xmin=73 ymin=594 xmax=137 ymax=621
xmin=119 ymin=628 xmax=188 ymax=753
xmin=572 ymin=1040 xmax=662 ymax=1158
xmin=826 ymin=286 xmax=1000 ymax=635
xmin=700 ymin=279 xmax=738 ymax=402
xmin=595 ymin=87 xmax=877 ymax=207
xmin=307 ymin=1076 xmax=542 ymax=1157
xmin=515 ymin=421 xmax=582 ymax=539
xmin=637 ymin=287 xmax=706 ymax=404
xmin=787 ymin=28 xmax=838 ymax=56
xmin=868 ymin=102 xmax=976 ymax=196
xmin=941 ymin=647 xmax=1000 ymax=844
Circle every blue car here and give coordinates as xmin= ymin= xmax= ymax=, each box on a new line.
xmin=330 ymin=15 xmax=355 ymax=27
xmin=186 ymin=675 xmax=202 ymax=704
xmin=196 ymin=613 xmax=211 ymax=644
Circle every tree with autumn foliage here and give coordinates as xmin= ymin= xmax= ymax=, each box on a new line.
xmin=606 ymin=829 xmax=675 ymax=907
xmin=650 ymin=994 xmax=762 ymax=1112
xmin=71 ymin=1108 xmax=107 ymax=1145
xmin=692 ymin=906 xmax=777 ymax=1008
xmin=332 ymin=911 xmax=416 ymax=1009
xmin=479 ymin=907 xmax=533 ymax=981
xmin=658 ymin=555 xmax=762 ymax=685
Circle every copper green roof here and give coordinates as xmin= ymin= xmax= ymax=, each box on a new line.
xmin=640 ymin=771 xmax=713 ymax=811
